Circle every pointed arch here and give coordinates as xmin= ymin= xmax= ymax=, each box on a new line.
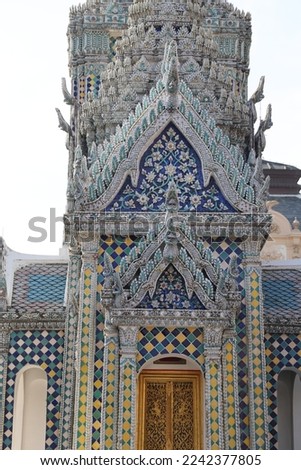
xmin=12 ymin=365 xmax=47 ymax=450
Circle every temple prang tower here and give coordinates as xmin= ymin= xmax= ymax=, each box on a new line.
xmin=58 ymin=0 xmax=272 ymax=450
xmin=3 ymin=0 xmax=301 ymax=452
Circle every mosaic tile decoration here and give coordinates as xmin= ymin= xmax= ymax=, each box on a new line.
xmin=11 ymin=263 xmax=67 ymax=313
xmin=208 ymin=361 xmax=220 ymax=450
xmin=137 ymin=327 xmax=204 ymax=371
xmin=97 ymin=236 xmax=139 ymax=286
xmin=92 ymin=236 xmax=138 ymax=449
xmin=262 ymin=269 xmax=301 ymax=316
xmin=77 ymin=265 xmax=95 ymax=450
xmin=139 ymin=264 xmax=205 ymax=310
xmin=120 ymin=358 xmax=135 ymax=450
xmin=107 ymin=124 xmax=236 ymax=212
xmin=87 ymin=74 xmax=101 ymax=98
xmin=92 ymin=310 xmax=105 ymax=450
xmin=265 ymin=334 xmax=301 ymax=450
xmin=102 ymin=337 xmax=119 ymax=450
xmin=208 ymin=239 xmax=249 ymax=448
xmin=248 ymin=270 xmax=266 ymax=449
xmin=223 ymin=339 xmax=239 ymax=450
xmin=3 ymin=330 xmax=64 ymax=450
xmin=60 ymin=254 xmax=81 ymax=449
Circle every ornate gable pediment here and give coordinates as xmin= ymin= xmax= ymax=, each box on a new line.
xmin=71 ymin=41 xmax=268 ymax=215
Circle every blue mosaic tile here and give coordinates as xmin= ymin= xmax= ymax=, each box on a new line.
xmin=107 ymin=124 xmax=236 ymax=213
xmin=3 ymin=330 xmax=64 ymax=450
xmin=12 ymin=264 xmax=67 ymax=313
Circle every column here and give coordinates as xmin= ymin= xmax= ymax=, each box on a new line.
xmin=222 ymin=329 xmax=241 ymax=450
xmin=243 ymin=243 xmax=268 ymax=450
xmin=204 ymin=323 xmax=224 ymax=450
xmin=59 ymin=246 xmax=82 ymax=449
xmin=117 ymin=326 xmax=138 ymax=450
xmin=73 ymin=242 xmax=98 ymax=450
xmin=100 ymin=323 xmax=119 ymax=450
xmin=0 ymin=330 xmax=9 ymax=450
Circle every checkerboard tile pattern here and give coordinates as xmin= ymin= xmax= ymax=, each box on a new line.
xmin=77 ymin=266 xmax=94 ymax=449
xmin=103 ymin=337 xmax=119 ymax=450
xmin=87 ymin=74 xmax=101 ymax=98
xmin=207 ymin=239 xmax=250 ymax=448
xmin=98 ymin=236 xmax=138 ymax=278
xmin=120 ymin=359 xmax=135 ymax=449
xmin=208 ymin=361 xmax=220 ymax=449
xmin=248 ymin=271 xmax=266 ymax=449
xmin=60 ymin=254 xmax=81 ymax=449
xmin=137 ymin=327 xmax=204 ymax=370
xmin=223 ymin=339 xmax=238 ymax=449
xmin=3 ymin=330 xmax=64 ymax=450
xmin=92 ymin=310 xmax=105 ymax=450
xmin=92 ymin=237 xmax=137 ymax=449
xmin=265 ymin=334 xmax=301 ymax=450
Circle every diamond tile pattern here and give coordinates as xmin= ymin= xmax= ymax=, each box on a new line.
xmin=121 ymin=360 xmax=135 ymax=449
xmin=209 ymin=240 xmax=250 ymax=448
xmin=3 ymin=330 xmax=64 ymax=450
xmin=103 ymin=338 xmax=118 ymax=450
xmin=223 ymin=340 xmax=238 ymax=449
xmin=249 ymin=271 xmax=265 ymax=449
xmin=208 ymin=362 xmax=220 ymax=449
xmin=92 ymin=237 xmax=138 ymax=449
xmin=265 ymin=334 xmax=301 ymax=450
xmin=137 ymin=327 xmax=204 ymax=370
xmin=11 ymin=263 xmax=67 ymax=313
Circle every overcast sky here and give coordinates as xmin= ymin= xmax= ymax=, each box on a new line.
xmin=0 ymin=0 xmax=300 ymax=256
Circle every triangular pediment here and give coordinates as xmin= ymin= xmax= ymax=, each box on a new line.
xmin=73 ymin=62 xmax=267 ymax=213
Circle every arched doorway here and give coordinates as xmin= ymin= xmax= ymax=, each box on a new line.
xmin=137 ymin=356 xmax=203 ymax=450
xmin=278 ymin=368 xmax=301 ymax=449
xmin=12 ymin=365 xmax=47 ymax=450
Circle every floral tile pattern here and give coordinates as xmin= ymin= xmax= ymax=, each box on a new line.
xmin=108 ymin=124 xmax=235 ymax=213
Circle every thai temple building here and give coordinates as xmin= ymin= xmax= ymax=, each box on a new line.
xmin=1 ymin=0 xmax=301 ymax=451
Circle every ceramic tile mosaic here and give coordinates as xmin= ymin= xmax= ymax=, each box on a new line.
xmin=11 ymin=264 xmax=67 ymax=313
xmin=3 ymin=330 xmax=64 ymax=450
xmin=137 ymin=327 xmax=204 ymax=370
xmin=208 ymin=361 xmax=220 ymax=449
xmin=92 ymin=237 xmax=138 ymax=449
xmin=265 ymin=334 xmax=301 ymax=450
xmin=223 ymin=339 xmax=239 ymax=449
xmin=209 ymin=240 xmax=250 ymax=448
xmin=107 ymin=125 xmax=235 ymax=213
xmin=120 ymin=359 xmax=135 ymax=450
xmin=77 ymin=266 xmax=94 ymax=449
xmin=248 ymin=270 xmax=266 ymax=449
xmin=102 ymin=336 xmax=119 ymax=450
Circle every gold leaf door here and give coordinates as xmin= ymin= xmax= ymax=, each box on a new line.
xmin=137 ymin=370 xmax=202 ymax=450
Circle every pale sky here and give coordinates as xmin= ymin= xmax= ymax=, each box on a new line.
xmin=0 ymin=0 xmax=300 ymax=256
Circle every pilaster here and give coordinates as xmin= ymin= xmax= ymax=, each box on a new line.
xmin=222 ymin=329 xmax=241 ymax=450
xmin=242 ymin=241 xmax=268 ymax=449
xmin=59 ymin=246 xmax=82 ymax=449
xmin=0 ymin=329 xmax=9 ymax=450
xmin=73 ymin=242 xmax=98 ymax=450
xmin=117 ymin=326 xmax=138 ymax=450
xmin=204 ymin=323 xmax=224 ymax=450
xmin=100 ymin=323 xmax=119 ymax=450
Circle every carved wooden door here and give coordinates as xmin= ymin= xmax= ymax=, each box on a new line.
xmin=137 ymin=370 xmax=202 ymax=450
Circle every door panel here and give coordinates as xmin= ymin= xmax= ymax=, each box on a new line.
xmin=137 ymin=370 xmax=202 ymax=450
